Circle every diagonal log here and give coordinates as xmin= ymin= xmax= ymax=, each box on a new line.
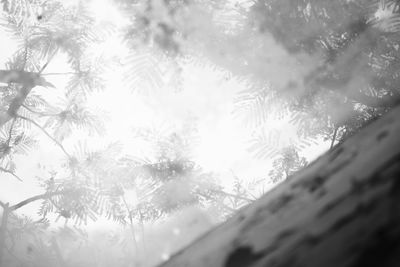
xmin=159 ymin=105 xmax=400 ymax=267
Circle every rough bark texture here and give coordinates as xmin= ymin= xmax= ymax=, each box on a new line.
xmin=159 ymin=105 xmax=400 ymax=267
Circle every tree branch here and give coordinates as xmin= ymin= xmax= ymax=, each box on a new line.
xmin=10 ymin=190 xmax=71 ymax=211
xmin=38 ymin=48 xmax=58 ymax=74
xmin=5 ymin=118 xmax=16 ymax=146
xmin=0 ymin=48 xmax=57 ymax=127
xmin=209 ymin=188 xmax=254 ymax=202
xmin=342 ymin=88 xmax=400 ymax=108
xmin=330 ymin=126 xmax=338 ymax=149
xmin=42 ymin=72 xmax=79 ymax=76
xmin=22 ymin=104 xmax=59 ymax=117
xmin=0 ymin=167 xmax=23 ymax=182
xmin=122 ymin=194 xmax=138 ymax=251
xmin=0 ymin=70 xmax=55 ymax=128
xmin=17 ymin=115 xmax=71 ymax=158
xmin=0 ymin=70 xmax=48 ymax=87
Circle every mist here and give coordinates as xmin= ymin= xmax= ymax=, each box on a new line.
xmin=1 ymin=0 xmax=399 ymax=266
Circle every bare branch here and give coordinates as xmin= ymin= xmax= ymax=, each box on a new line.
xmin=22 ymin=104 xmax=59 ymax=117
xmin=0 ymin=167 xmax=23 ymax=182
xmin=10 ymin=190 xmax=71 ymax=211
xmin=42 ymin=72 xmax=79 ymax=76
xmin=39 ymin=48 xmax=58 ymax=74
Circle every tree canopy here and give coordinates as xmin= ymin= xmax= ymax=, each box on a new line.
xmin=1 ymin=0 xmax=400 ymax=266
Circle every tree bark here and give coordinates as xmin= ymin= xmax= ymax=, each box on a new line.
xmin=158 ymin=105 xmax=400 ymax=267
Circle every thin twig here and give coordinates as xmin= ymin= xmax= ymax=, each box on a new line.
xmin=22 ymin=104 xmax=59 ymax=117
xmin=197 ymin=191 xmax=237 ymax=212
xmin=5 ymin=118 xmax=16 ymax=146
xmin=17 ymin=115 xmax=71 ymax=158
xmin=330 ymin=126 xmax=338 ymax=149
xmin=0 ymin=167 xmax=23 ymax=182
xmin=42 ymin=72 xmax=78 ymax=76
xmin=210 ymin=188 xmax=253 ymax=202
xmin=122 ymin=194 xmax=138 ymax=252
xmin=39 ymin=48 xmax=58 ymax=74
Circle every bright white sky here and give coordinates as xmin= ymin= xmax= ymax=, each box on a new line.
xmin=0 ymin=0 xmax=329 ymax=220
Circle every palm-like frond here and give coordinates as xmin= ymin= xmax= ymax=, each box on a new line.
xmin=233 ymin=85 xmax=270 ymax=128
xmin=42 ymin=96 xmax=105 ymax=141
xmin=7 ymin=213 xmax=49 ymax=240
xmin=132 ymin=117 xmax=199 ymax=161
xmin=27 ymin=2 xmax=97 ymax=61
xmin=101 ymin=192 xmax=127 ymax=225
xmin=11 ymin=132 xmax=37 ymax=154
xmin=65 ymin=54 xmax=108 ymax=97
xmin=233 ymin=82 xmax=291 ymax=128
xmin=38 ymin=179 xmax=102 ymax=225
xmin=66 ymin=141 xmax=122 ymax=181
xmin=0 ymin=118 xmax=36 ymax=166
xmin=1 ymin=0 xmax=44 ymax=24
xmin=4 ymin=47 xmax=33 ymax=71
xmin=24 ymin=92 xmax=48 ymax=110
xmin=0 ymin=0 xmax=45 ymax=46
xmin=247 ymin=128 xmax=281 ymax=159
xmin=247 ymin=120 xmax=320 ymax=160
xmin=122 ymin=48 xmax=165 ymax=94
xmin=268 ymin=145 xmax=308 ymax=183
xmin=290 ymin=110 xmax=330 ymax=140
xmin=368 ymin=0 xmax=400 ymax=32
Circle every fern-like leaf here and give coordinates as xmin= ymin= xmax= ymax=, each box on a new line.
xmin=368 ymin=0 xmax=400 ymax=32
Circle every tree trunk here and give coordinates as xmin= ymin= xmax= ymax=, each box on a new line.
xmin=158 ymin=105 xmax=400 ymax=267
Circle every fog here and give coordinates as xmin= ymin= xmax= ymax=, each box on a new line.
xmin=1 ymin=0 xmax=399 ymax=266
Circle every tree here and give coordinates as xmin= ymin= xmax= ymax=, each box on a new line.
xmin=0 ymin=1 xmax=245 ymax=265
xmin=0 ymin=186 xmax=94 ymax=266
xmin=0 ymin=0 xmax=108 ymax=179
xmin=268 ymin=145 xmax=308 ymax=183
xmin=114 ymin=0 xmax=400 ymax=159
xmin=158 ymin=98 xmax=400 ymax=267
xmin=241 ymin=0 xmax=400 ymax=152
xmin=0 ymin=1 xmax=127 ymax=265
xmin=2 ymin=0 xmax=400 ymax=266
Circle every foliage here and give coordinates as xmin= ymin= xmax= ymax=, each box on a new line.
xmin=2 ymin=0 xmax=399 ymax=266
xmin=0 ymin=1 xmax=128 ymax=265
xmin=244 ymin=0 xmax=400 ymax=151
xmin=115 ymin=0 xmax=400 ymax=160
xmin=268 ymin=145 xmax=308 ymax=183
